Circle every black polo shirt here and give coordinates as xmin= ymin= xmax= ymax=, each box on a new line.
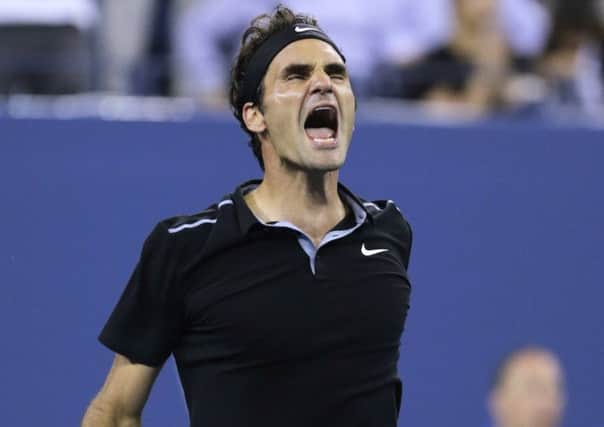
xmin=100 ymin=180 xmax=412 ymax=427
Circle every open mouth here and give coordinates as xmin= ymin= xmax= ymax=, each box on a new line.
xmin=304 ymin=105 xmax=338 ymax=145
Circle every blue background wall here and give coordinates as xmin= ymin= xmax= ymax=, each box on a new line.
xmin=1 ymin=116 xmax=603 ymax=426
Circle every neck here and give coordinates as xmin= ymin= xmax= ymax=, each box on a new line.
xmin=245 ymin=165 xmax=347 ymax=246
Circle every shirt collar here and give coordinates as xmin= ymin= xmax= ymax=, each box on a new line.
xmin=232 ymin=179 xmax=372 ymax=235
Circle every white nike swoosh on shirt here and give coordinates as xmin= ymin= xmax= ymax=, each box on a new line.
xmin=361 ymin=243 xmax=389 ymax=256
xmin=294 ymin=26 xmax=316 ymax=33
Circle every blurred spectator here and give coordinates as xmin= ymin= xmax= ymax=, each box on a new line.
xmin=376 ymin=0 xmax=513 ymax=115
xmin=173 ymin=0 xmax=272 ymax=107
xmin=487 ymin=347 xmax=566 ymax=427
xmin=99 ymin=0 xmax=153 ymax=94
xmin=172 ymin=0 xmax=453 ymax=106
xmin=285 ymin=0 xmax=454 ymax=97
xmin=499 ymin=0 xmax=552 ymax=64
xmin=373 ymin=0 xmax=551 ymax=117
xmin=535 ymin=0 xmax=604 ymax=118
xmin=130 ymin=0 xmax=175 ymax=96
xmin=0 ymin=0 xmax=99 ymax=95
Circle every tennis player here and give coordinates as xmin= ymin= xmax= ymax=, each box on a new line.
xmin=82 ymin=5 xmax=412 ymax=427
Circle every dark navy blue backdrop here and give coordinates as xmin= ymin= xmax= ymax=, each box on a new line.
xmin=1 ymin=116 xmax=602 ymax=427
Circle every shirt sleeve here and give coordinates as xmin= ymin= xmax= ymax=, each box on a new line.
xmin=402 ymin=219 xmax=413 ymax=271
xmin=387 ymin=201 xmax=413 ymax=271
xmin=99 ymin=222 xmax=184 ymax=366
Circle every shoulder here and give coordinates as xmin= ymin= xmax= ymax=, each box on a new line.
xmin=340 ymin=181 xmax=412 ymax=243
xmin=361 ymin=197 xmax=413 ymax=269
xmin=361 ymin=198 xmax=411 ymax=226
xmin=361 ymin=198 xmax=413 ymax=243
xmin=146 ymin=195 xmax=237 ymax=255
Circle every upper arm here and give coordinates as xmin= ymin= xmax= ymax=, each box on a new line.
xmin=99 ymin=223 xmax=185 ymax=367
xmin=93 ymin=354 xmax=162 ymax=418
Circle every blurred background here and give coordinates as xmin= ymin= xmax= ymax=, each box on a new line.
xmin=0 ymin=0 xmax=602 ymax=120
xmin=1 ymin=1 xmax=603 ymax=427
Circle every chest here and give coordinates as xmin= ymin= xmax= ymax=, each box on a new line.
xmin=178 ymin=230 xmax=410 ymax=364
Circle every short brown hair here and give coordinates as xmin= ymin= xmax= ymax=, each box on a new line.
xmin=229 ymin=5 xmax=319 ymax=170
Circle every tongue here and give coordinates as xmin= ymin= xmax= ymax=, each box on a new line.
xmin=306 ymin=127 xmax=335 ymax=139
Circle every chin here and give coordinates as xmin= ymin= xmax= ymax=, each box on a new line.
xmin=308 ymin=157 xmax=346 ymax=172
xmin=312 ymin=163 xmax=342 ymax=173
xmin=280 ymin=155 xmax=345 ymax=173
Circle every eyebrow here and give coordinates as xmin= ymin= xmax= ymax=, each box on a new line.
xmin=280 ymin=62 xmax=348 ymax=79
xmin=281 ymin=63 xmax=314 ymax=78
xmin=324 ymin=63 xmax=347 ymax=76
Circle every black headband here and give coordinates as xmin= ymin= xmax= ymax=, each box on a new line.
xmin=238 ymin=23 xmax=346 ymax=108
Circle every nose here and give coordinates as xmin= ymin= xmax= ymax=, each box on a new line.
xmin=309 ymin=69 xmax=333 ymax=95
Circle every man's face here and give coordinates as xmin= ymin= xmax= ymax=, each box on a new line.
xmin=255 ymin=38 xmax=355 ymax=172
xmin=490 ymin=352 xmax=566 ymax=427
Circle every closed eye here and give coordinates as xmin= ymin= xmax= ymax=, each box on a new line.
xmin=287 ymin=73 xmax=306 ymax=81
xmin=281 ymin=62 xmax=348 ymax=82
xmin=282 ymin=64 xmax=312 ymax=81
xmin=325 ymin=63 xmax=348 ymax=80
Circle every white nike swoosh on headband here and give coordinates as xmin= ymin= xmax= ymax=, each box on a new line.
xmin=294 ymin=26 xmax=316 ymax=33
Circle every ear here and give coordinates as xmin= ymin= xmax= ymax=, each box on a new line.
xmin=242 ymin=102 xmax=266 ymax=134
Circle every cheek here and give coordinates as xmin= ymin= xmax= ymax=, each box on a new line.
xmin=498 ymin=395 xmax=527 ymax=420
xmin=511 ymin=399 xmax=534 ymax=420
xmin=341 ymin=93 xmax=356 ymax=133
xmin=263 ymin=97 xmax=300 ymax=134
xmin=271 ymin=83 xmax=303 ymax=108
xmin=273 ymin=91 xmax=299 ymax=106
xmin=270 ymin=91 xmax=302 ymax=126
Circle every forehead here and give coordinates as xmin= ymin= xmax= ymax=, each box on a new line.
xmin=265 ymin=39 xmax=345 ymax=76
xmin=504 ymin=353 xmax=562 ymax=384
